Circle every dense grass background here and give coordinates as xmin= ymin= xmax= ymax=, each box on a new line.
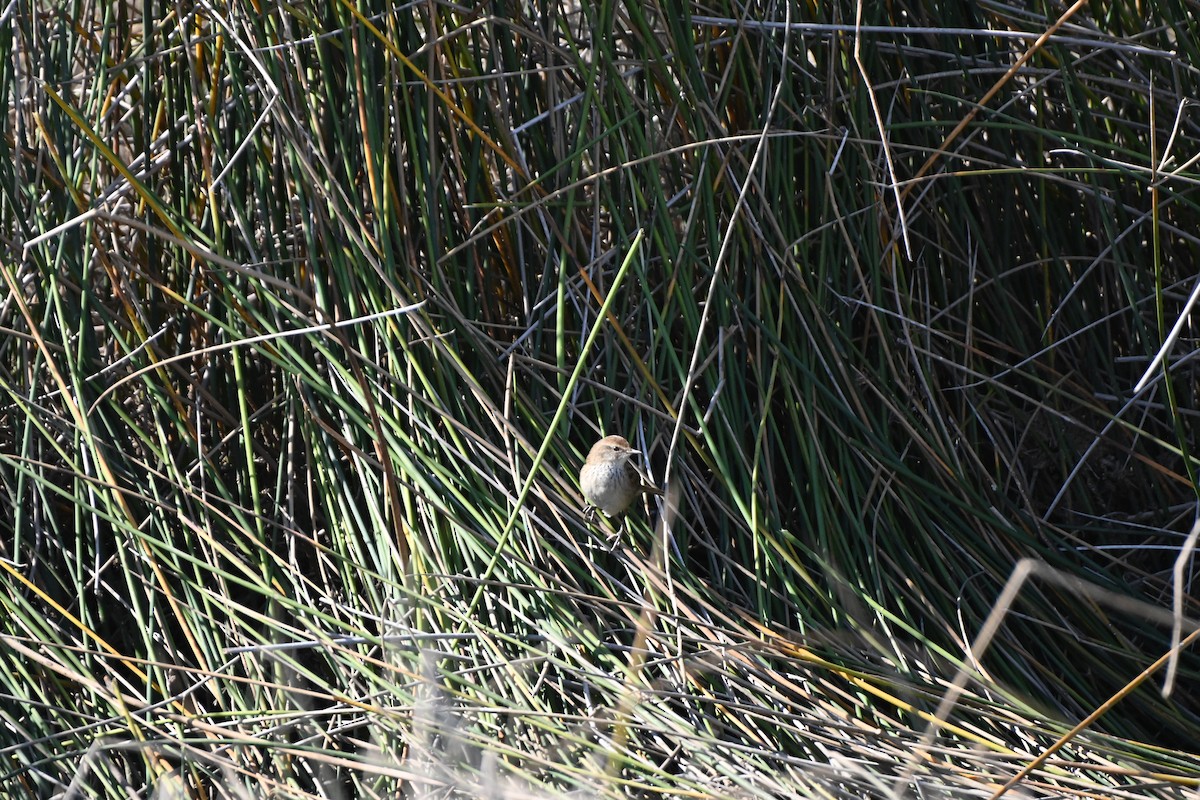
xmin=3 ymin=0 xmax=1200 ymax=797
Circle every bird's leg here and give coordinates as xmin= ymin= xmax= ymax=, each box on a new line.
xmin=605 ymin=518 xmax=627 ymax=552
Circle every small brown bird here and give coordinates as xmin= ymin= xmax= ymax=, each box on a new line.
xmin=579 ymin=435 xmax=663 ymax=518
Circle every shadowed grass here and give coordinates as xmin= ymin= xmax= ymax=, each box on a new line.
xmin=2 ymin=1 xmax=1200 ymax=797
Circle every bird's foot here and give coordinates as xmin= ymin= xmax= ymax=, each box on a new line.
xmin=605 ymin=530 xmax=622 ymax=552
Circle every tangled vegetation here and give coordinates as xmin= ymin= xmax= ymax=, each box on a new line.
xmin=2 ymin=1 xmax=1200 ymax=797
